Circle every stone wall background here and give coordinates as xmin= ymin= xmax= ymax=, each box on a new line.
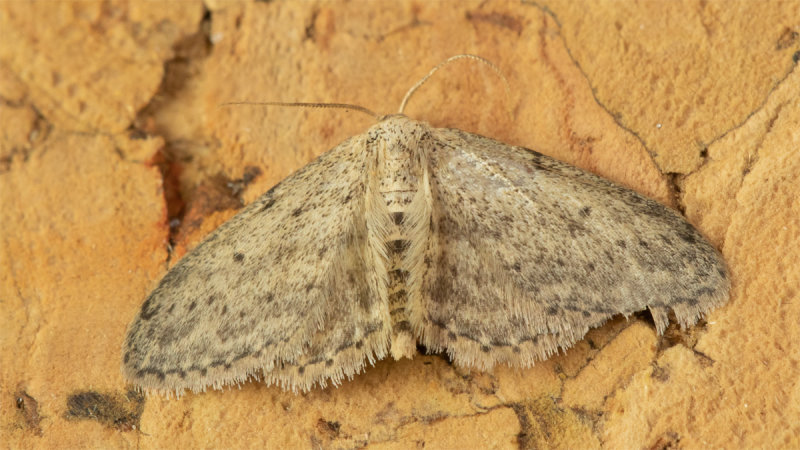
xmin=2 ymin=1 xmax=799 ymax=447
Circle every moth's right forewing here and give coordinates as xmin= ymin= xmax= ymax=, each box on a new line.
xmin=414 ymin=127 xmax=729 ymax=370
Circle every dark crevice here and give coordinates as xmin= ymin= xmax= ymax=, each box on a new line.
xmin=654 ymin=311 xmax=709 ymax=355
xmin=64 ymin=389 xmax=146 ymax=432
xmin=664 ymin=172 xmax=686 ymax=215
xmin=128 ymin=7 xmax=225 ymax=262
xmin=14 ymin=390 xmax=43 ymax=436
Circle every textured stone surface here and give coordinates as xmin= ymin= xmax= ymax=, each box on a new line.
xmin=2 ymin=0 xmax=798 ymax=447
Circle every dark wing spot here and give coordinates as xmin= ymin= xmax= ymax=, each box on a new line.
xmin=136 ymin=368 xmax=166 ymax=381
xmin=291 ymin=207 xmax=303 ymax=217
xmin=187 ymin=301 xmax=196 ymax=312
xmin=678 ymin=223 xmax=698 ymax=244
xmin=579 ymin=206 xmax=592 ymax=217
xmin=260 ymin=197 xmax=276 ymax=212
xmin=233 ymin=252 xmax=245 ymax=262
xmin=139 ymin=296 xmax=159 ymax=320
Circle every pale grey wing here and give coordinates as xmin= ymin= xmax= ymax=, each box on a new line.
xmin=415 ymin=128 xmax=729 ymax=369
xmin=122 ymin=135 xmax=391 ymax=393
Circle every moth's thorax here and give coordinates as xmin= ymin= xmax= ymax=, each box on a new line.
xmin=369 ymin=115 xmax=428 ymax=210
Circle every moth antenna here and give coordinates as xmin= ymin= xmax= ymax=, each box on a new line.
xmin=398 ymin=54 xmax=512 ymax=115
xmin=220 ymin=101 xmax=378 ymax=120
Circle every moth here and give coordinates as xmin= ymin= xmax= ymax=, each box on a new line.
xmin=122 ymin=56 xmax=729 ymax=394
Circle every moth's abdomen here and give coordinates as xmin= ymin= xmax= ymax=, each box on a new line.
xmin=380 ymin=165 xmax=418 ymax=359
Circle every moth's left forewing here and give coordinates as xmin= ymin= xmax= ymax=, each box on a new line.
xmin=122 ymin=134 xmax=393 ymax=394
xmin=413 ymin=126 xmax=729 ymax=370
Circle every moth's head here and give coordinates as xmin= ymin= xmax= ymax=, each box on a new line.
xmin=359 ymin=115 xmax=433 ymax=164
